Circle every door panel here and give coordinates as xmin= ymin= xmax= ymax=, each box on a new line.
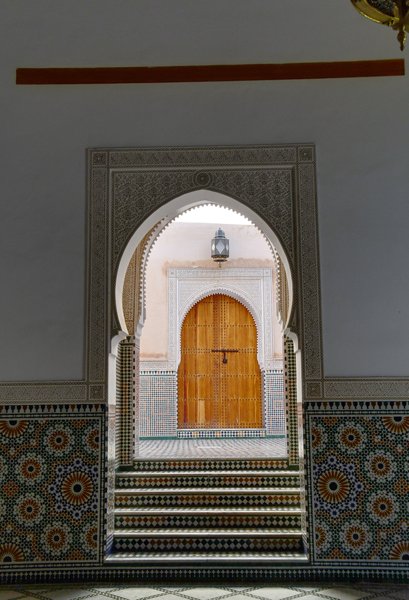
xmin=178 ymin=294 xmax=262 ymax=429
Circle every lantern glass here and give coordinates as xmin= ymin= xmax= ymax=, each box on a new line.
xmin=211 ymin=228 xmax=229 ymax=263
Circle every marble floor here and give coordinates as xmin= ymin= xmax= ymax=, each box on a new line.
xmin=137 ymin=438 xmax=287 ymax=459
xmin=1 ymin=582 xmax=408 ymax=600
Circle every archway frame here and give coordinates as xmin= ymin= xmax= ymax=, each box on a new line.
xmin=86 ymin=144 xmax=322 ymax=465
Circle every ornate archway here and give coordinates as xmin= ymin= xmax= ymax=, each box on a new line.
xmin=87 ymin=144 xmax=320 ymax=463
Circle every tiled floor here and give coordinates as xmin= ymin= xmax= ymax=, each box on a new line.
xmin=138 ymin=438 xmax=287 ymax=459
xmin=1 ymin=583 xmax=408 ymax=600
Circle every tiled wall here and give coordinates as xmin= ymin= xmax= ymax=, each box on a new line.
xmin=139 ymin=371 xmax=177 ymax=438
xmin=305 ymin=401 xmax=409 ymax=568
xmin=264 ymin=369 xmax=286 ymax=436
xmin=0 ymin=404 xmax=105 ymax=568
xmin=139 ymin=369 xmax=286 ymax=439
xmin=1 ymin=401 xmax=409 ymax=581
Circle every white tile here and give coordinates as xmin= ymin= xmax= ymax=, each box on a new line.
xmin=19 ymin=590 xmax=55 ymax=595
xmin=110 ymin=589 xmax=165 ymax=600
xmin=140 ymin=595 xmax=185 ymax=600
xmin=373 ymin=597 xmax=407 ymax=600
xmin=41 ymin=589 xmax=94 ymax=600
xmin=318 ymin=589 xmax=369 ymax=600
xmin=155 ymin=589 xmax=191 ymax=593
xmin=178 ymin=590 xmax=231 ymax=600
xmin=17 ymin=597 xmax=52 ymax=600
xmin=390 ymin=590 xmax=409 ymax=600
xmin=0 ymin=591 xmax=25 ymax=600
xmin=211 ymin=595 xmax=251 ymax=600
xmin=226 ymin=585 xmax=257 ymax=592
xmin=247 ymin=588 xmax=300 ymax=600
xmin=82 ymin=596 xmax=118 ymax=600
xmin=288 ymin=596 xmax=322 ymax=600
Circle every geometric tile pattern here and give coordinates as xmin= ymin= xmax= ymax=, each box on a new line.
xmin=114 ymin=492 xmax=301 ymax=509
xmin=114 ymin=514 xmax=303 ymax=530
xmin=132 ymin=459 xmax=290 ymax=471
xmin=264 ymin=370 xmax=286 ymax=436
xmin=284 ymin=338 xmax=299 ymax=466
xmin=306 ymin=403 xmax=409 ymax=564
xmin=115 ymin=473 xmax=300 ymax=489
xmin=176 ymin=430 xmax=267 ymax=439
xmin=1 ymin=582 xmax=409 ymax=599
xmin=112 ymin=537 xmax=304 ymax=553
xmin=139 ymin=372 xmax=177 ymax=439
xmin=116 ymin=338 xmax=136 ymax=466
xmin=0 ymin=407 xmax=104 ymax=566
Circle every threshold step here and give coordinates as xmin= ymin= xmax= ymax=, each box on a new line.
xmin=132 ymin=460 xmax=291 ymax=472
xmin=115 ymin=507 xmax=303 ymax=515
xmin=106 ymin=551 xmax=308 ymax=564
xmin=115 ymin=487 xmax=300 ymax=495
xmin=117 ymin=470 xmax=297 ymax=477
xmin=114 ymin=528 xmax=302 ymax=537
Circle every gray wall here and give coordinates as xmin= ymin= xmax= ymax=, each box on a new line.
xmin=1 ymin=1 xmax=409 ymax=380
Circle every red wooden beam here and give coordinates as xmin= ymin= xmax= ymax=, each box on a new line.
xmin=16 ymin=59 xmax=404 ymax=85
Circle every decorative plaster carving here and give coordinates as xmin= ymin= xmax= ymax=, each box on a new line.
xmin=297 ymin=163 xmax=322 ymax=380
xmin=305 ymin=381 xmax=323 ymax=400
xmin=167 ymin=268 xmax=274 ymax=371
xmin=108 ymin=145 xmax=298 ymax=168
xmin=88 ymin=165 xmax=108 ymax=383
xmin=324 ymin=378 xmax=409 ymax=399
xmin=112 ymin=168 xmax=294 ymax=268
xmin=0 ymin=383 xmax=88 ymax=404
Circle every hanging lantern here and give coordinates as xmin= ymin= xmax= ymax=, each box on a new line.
xmin=211 ymin=228 xmax=229 ymax=263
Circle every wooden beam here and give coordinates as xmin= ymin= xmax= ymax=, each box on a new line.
xmin=16 ymin=59 xmax=404 ymax=85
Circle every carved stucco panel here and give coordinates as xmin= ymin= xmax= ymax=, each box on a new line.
xmin=111 ymin=168 xmax=293 ymax=269
xmin=109 ymin=145 xmax=298 ymax=169
xmin=166 ymin=268 xmax=274 ymax=372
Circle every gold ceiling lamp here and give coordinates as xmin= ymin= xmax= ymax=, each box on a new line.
xmin=351 ymin=0 xmax=409 ymax=50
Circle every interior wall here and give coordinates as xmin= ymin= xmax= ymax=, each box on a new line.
xmin=1 ymin=1 xmax=409 ymax=379
xmin=140 ymin=221 xmax=280 ymax=360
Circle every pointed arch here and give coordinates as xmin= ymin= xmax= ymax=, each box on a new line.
xmin=116 ymin=189 xmax=294 ymax=336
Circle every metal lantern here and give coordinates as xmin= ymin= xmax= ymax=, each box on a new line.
xmin=211 ymin=228 xmax=229 ymax=263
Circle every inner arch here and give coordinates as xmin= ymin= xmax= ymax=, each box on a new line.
xmin=115 ymin=189 xmax=293 ymax=335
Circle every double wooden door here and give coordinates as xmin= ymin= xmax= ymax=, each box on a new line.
xmin=178 ymin=294 xmax=262 ymax=429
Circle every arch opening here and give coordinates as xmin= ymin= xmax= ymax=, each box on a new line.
xmin=115 ymin=190 xmax=294 ymax=337
xmin=116 ymin=194 xmax=299 ymax=461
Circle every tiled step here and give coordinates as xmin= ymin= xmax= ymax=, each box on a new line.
xmin=131 ymin=459 xmax=291 ymax=472
xmin=105 ymin=551 xmax=308 ymax=564
xmin=111 ymin=463 xmax=305 ymax=564
xmin=112 ymin=532 xmax=303 ymax=553
xmin=114 ymin=527 xmax=302 ymax=536
xmin=116 ymin=471 xmax=300 ymax=489
xmin=115 ymin=488 xmax=301 ymax=509
xmin=114 ymin=507 xmax=303 ymax=529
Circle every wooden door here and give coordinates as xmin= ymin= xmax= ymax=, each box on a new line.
xmin=178 ymin=294 xmax=262 ymax=429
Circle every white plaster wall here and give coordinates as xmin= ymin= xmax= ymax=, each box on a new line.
xmin=1 ymin=1 xmax=409 ymax=379
xmin=140 ymin=222 xmax=280 ymax=360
